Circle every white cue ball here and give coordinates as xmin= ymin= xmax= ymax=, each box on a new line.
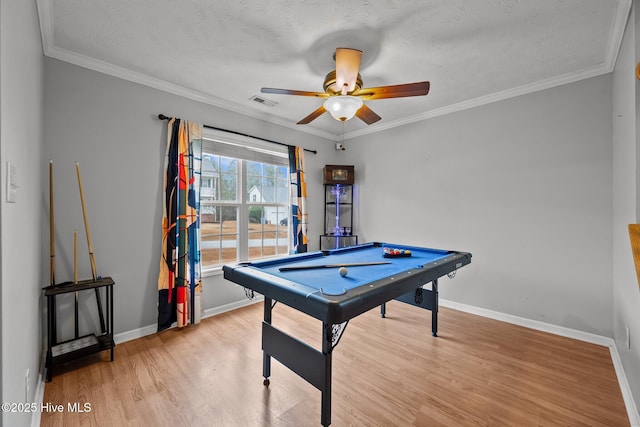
xmin=339 ymin=267 xmax=348 ymax=277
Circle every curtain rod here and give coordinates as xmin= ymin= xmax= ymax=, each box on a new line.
xmin=157 ymin=114 xmax=317 ymax=155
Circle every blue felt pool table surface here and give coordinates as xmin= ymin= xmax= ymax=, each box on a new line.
xmin=223 ymin=242 xmax=472 ymax=324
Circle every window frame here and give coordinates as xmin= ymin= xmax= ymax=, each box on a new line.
xmin=200 ymin=128 xmax=290 ymax=276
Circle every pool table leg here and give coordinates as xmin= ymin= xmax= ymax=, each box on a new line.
xmin=431 ymin=279 xmax=439 ymax=337
xmin=321 ymin=322 xmax=332 ymax=427
xmin=380 ymin=302 xmax=386 ymax=318
xmin=263 ymin=297 xmax=272 ymax=386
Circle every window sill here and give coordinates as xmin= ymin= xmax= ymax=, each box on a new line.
xmin=202 ymin=267 xmax=224 ymax=278
xmin=202 ymin=254 xmax=291 ymax=279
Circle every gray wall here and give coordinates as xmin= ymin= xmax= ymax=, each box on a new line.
xmin=342 ymin=75 xmax=614 ymax=337
xmin=613 ymin=2 xmax=640 ymax=413
xmin=42 ymin=58 xmax=337 ymax=339
xmin=0 ymin=2 xmax=635 ymax=422
xmin=1 ymin=1 xmax=45 ymax=426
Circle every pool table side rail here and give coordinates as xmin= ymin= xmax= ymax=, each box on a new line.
xmin=312 ymin=251 xmax=470 ymax=323
xmin=223 ymin=247 xmax=471 ymax=324
xmin=324 ymin=241 xmax=452 ymax=256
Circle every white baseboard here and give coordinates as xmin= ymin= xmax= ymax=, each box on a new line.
xmin=440 ymin=299 xmax=640 ymax=426
xmin=439 ymin=299 xmax=613 ymax=346
xmin=112 ymin=296 xmax=263 ymax=344
xmin=30 ymin=354 xmax=46 ymax=427
xmin=607 ymin=342 xmax=640 ymax=426
xmin=32 ymin=296 xmax=263 ymax=426
xmin=202 ymin=296 xmax=264 ymax=320
xmin=34 ymin=296 xmax=638 ymax=426
xmin=113 ymin=323 xmax=158 ymax=345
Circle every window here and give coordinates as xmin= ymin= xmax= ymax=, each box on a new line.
xmin=200 ymin=130 xmax=290 ymax=272
xmin=201 ymin=177 xmax=213 ymax=189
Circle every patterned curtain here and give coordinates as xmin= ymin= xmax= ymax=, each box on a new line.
xmin=158 ymin=118 xmax=203 ymax=331
xmin=288 ymin=146 xmax=308 ymax=253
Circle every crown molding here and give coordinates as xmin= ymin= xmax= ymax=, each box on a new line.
xmin=45 ymin=44 xmax=337 ymax=140
xmin=342 ymin=0 xmax=633 ymax=141
xmin=36 ymin=0 xmax=336 ymax=141
xmin=606 ymin=0 xmax=634 ymax=68
xmin=42 ymin=42 xmax=617 ymax=144
xmin=37 ymin=0 xmax=633 ymax=144
xmin=342 ymin=62 xmax=614 ymax=140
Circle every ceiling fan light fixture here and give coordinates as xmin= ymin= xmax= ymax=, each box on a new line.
xmin=323 ymin=95 xmax=363 ymax=122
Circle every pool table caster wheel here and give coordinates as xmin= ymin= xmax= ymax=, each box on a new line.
xmin=432 ymin=332 xmax=437 ymax=337
xmin=263 ymin=378 xmax=270 ymax=387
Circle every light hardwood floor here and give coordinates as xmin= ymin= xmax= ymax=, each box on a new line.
xmin=41 ymin=300 xmax=629 ymax=426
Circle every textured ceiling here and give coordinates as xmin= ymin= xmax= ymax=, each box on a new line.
xmin=37 ymin=0 xmax=631 ymax=140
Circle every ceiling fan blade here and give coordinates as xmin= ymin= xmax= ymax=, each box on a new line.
xmin=335 ymin=48 xmax=362 ymax=95
xmin=355 ymin=104 xmax=382 ymax=125
xmin=261 ymin=87 xmax=329 ymax=98
xmin=354 ymin=81 xmax=430 ymax=100
xmin=297 ymin=105 xmax=327 ymax=124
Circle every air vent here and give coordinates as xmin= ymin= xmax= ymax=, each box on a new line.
xmin=250 ymin=95 xmax=277 ymax=107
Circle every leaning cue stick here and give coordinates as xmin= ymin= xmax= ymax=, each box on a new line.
xmin=49 ymin=160 xmax=55 ymax=286
xmin=76 ymin=162 xmax=106 ymax=333
xmin=279 ymin=261 xmax=391 ymax=272
xmin=74 ymin=230 xmax=78 ymax=284
xmin=74 ymin=229 xmax=79 ymax=338
xmin=76 ymin=162 xmax=98 ymax=280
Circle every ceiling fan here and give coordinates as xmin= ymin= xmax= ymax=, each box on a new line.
xmin=261 ymin=48 xmax=430 ymax=125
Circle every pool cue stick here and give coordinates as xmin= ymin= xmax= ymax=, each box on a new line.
xmin=74 ymin=230 xmax=79 ymax=338
xmin=74 ymin=230 xmax=78 ymax=284
xmin=76 ymin=162 xmax=106 ymax=333
xmin=49 ymin=160 xmax=55 ymax=286
xmin=76 ymin=162 xmax=98 ymax=280
xmin=279 ymin=261 xmax=391 ymax=272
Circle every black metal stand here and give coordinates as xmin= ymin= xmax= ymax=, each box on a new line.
xmin=44 ymin=277 xmax=115 ymax=382
xmin=319 ymin=234 xmax=358 ymax=251
xmin=261 ymin=297 xmax=345 ymax=426
xmin=381 ymin=279 xmax=439 ymax=336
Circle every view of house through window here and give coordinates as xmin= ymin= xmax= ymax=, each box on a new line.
xmin=200 ymin=137 xmax=290 ymax=271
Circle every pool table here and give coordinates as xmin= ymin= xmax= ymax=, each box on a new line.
xmin=223 ymin=242 xmax=471 ymax=426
